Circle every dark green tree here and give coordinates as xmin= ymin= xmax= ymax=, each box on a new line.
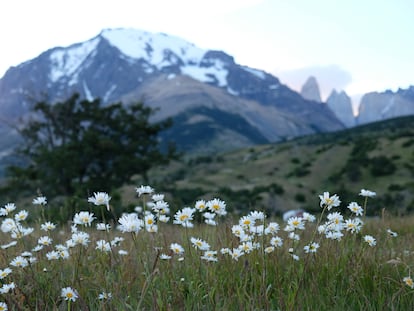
xmin=7 ymin=93 xmax=177 ymax=197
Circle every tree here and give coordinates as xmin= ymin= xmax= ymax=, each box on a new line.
xmin=7 ymin=93 xmax=177 ymax=197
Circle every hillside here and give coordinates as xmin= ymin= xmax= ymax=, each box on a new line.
xmin=142 ymin=116 xmax=414 ymax=216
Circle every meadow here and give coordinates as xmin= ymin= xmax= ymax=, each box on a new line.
xmin=0 ymin=186 xmax=413 ymax=310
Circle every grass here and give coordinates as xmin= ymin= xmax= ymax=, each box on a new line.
xmin=0 ymin=187 xmax=414 ymax=310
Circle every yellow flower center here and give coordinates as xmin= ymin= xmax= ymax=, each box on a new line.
xmin=179 ymin=215 xmax=189 ymax=221
xmin=212 ymin=204 xmax=220 ymax=210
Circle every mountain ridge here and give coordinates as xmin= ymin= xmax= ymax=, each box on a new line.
xmin=0 ymin=27 xmax=344 ymax=156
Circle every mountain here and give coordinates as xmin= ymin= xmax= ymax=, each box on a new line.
xmin=300 ymin=76 xmax=321 ymax=102
xmin=0 ymin=28 xmax=344 ymax=157
xmin=326 ymin=89 xmax=355 ymax=127
xmin=357 ymin=87 xmax=414 ymax=125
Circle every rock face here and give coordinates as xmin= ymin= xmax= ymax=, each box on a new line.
xmin=300 ymin=76 xmax=322 ymax=102
xmin=326 ymin=89 xmax=355 ymax=127
xmin=357 ymin=87 xmax=414 ymax=125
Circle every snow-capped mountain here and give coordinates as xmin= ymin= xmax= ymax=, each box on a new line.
xmin=0 ymin=28 xmax=344 ymax=156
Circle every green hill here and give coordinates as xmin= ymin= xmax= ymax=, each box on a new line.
xmin=145 ymin=115 xmax=414 ymax=217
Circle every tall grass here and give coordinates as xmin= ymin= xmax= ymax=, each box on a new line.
xmin=0 ymin=187 xmax=413 ymax=310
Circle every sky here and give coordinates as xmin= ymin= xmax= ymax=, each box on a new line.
xmin=0 ymin=0 xmax=413 ymax=106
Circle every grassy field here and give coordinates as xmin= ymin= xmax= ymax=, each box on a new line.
xmin=0 ymin=187 xmax=414 ymax=310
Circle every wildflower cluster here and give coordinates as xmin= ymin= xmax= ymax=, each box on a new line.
xmin=0 ymin=186 xmax=412 ymax=309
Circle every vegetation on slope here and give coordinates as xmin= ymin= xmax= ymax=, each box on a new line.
xmin=147 ymin=116 xmax=414 ymax=217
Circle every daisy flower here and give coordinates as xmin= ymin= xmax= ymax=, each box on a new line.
xmin=0 ymin=302 xmax=7 ymax=310
xmin=231 ymin=225 xmax=245 ymax=237
xmin=344 ymin=218 xmax=363 ymax=233
xmin=38 ymin=236 xmax=53 ymax=246
xmin=270 ymin=236 xmax=283 ymax=247
xmin=359 ymin=189 xmax=376 ymax=198
xmin=152 ymin=200 xmax=170 ymax=214
xmin=239 ymin=215 xmax=254 ymax=229
xmin=347 ymin=202 xmax=363 ymax=216
xmin=190 ymin=237 xmax=210 ymax=251
xmin=201 ymin=251 xmax=218 ymax=262
xmin=88 ymin=192 xmax=111 ymax=211
xmin=33 ymin=196 xmax=47 ymax=205
xmin=0 ymin=282 xmax=15 ymax=294
xmin=304 ymin=242 xmax=320 ymax=253
xmin=71 ymin=231 xmax=90 ymax=246
xmin=195 ymin=200 xmax=207 ymax=212
xmin=158 ymin=215 xmax=170 ymax=223
xmin=265 ymin=222 xmax=280 ymax=235
xmin=96 ymin=223 xmax=111 ymax=231
xmin=302 ymin=212 xmax=316 ymax=222
xmin=135 ymin=185 xmax=154 ymax=196
xmin=151 ymin=194 xmax=164 ymax=202
xmin=238 ymin=241 xmax=254 ymax=254
xmin=363 ymin=235 xmax=376 ymax=247
xmin=96 ymin=240 xmax=111 ymax=252
xmin=14 ymin=210 xmax=28 ymax=222
xmin=173 ymin=207 xmax=195 ymax=228
xmin=98 ymin=291 xmax=112 ymax=300
xmin=387 ymin=228 xmax=398 ymax=237
xmin=61 ymin=287 xmax=78 ymax=302
xmin=0 ymin=268 xmax=12 ymax=279
xmin=144 ymin=213 xmax=156 ymax=227
xmin=160 ymin=254 xmax=172 ymax=260
xmin=170 ymin=243 xmax=185 ymax=255
xmin=118 ymin=213 xmax=143 ymax=233
xmin=287 ymin=217 xmax=305 ymax=231
xmin=46 ymin=251 xmax=60 ymax=261
xmin=207 ymin=198 xmax=227 ymax=216
xmin=403 ymin=276 xmax=414 ymax=289
xmin=248 ymin=210 xmax=265 ymax=221
xmin=319 ymin=192 xmax=341 ymax=210
xmin=41 ymin=221 xmax=57 ymax=231
xmin=10 ymin=256 xmax=28 ymax=268
xmin=73 ymin=211 xmax=95 ymax=227
xmin=230 ymin=248 xmax=244 ymax=261
xmin=0 ymin=203 xmax=16 ymax=216
xmin=203 ymin=212 xmax=217 ymax=226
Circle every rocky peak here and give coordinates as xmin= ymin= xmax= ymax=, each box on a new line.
xmin=357 ymin=88 xmax=414 ymax=125
xmin=326 ymin=89 xmax=355 ymax=127
xmin=300 ymin=76 xmax=321 ymax=102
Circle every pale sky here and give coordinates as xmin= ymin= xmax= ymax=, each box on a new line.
xmin=0 ymin=0 xmax=413 ymax=103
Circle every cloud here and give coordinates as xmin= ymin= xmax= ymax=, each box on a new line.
xmin=275 ymin=64 xmax=352 ymax=101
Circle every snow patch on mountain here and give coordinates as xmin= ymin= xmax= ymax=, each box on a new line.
xmin=101 ymin=28 xmax=206 ymax=68
xmin=243 ymin=66 xmax=266 ymax=80
xmin=49 ymin=38 xmax=100 ymax=82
